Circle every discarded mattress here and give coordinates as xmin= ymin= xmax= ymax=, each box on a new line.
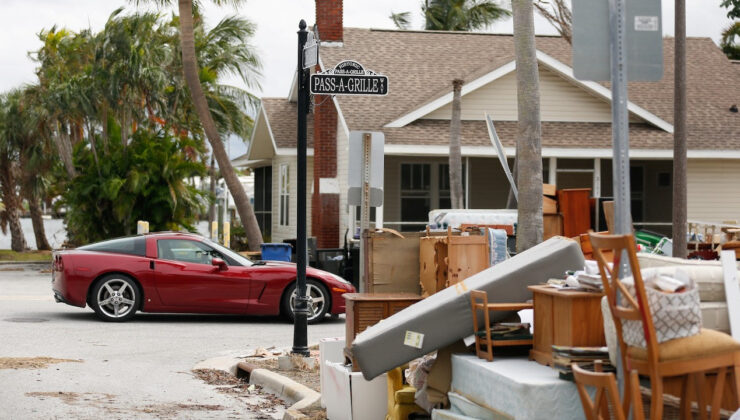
xmin=351 ymin=236 xmax=585 ymax=380
xmin=428 ymin=209 xmax=517 ymax=230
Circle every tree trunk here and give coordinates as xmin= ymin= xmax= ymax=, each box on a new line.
xmin=512 ymin=0 xmax=544 ymax=253
xmin=28 ymin=196 xmax=50 ymax=251
xmin=177 ymin=0 xmax=262 ymax=251
xmin=208 ymin=154 xmax=216 ymax=226
xmin=448 ymin=79 xmax=465 ymax=209
xmin=0 ymin=157 xmax=27 ymax=252
xmin=101 ymin=104 xmax=110 ymax=154
xmin=53 ymin=123 xmax=76 ymax=179
xmin=87 ymin=120 xmax=101 ymax=171
xmin=672 ymin=0 xmax=687 ymax=258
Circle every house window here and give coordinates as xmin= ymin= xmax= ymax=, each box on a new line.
xmin=401 ymin=163 xmax=431 ymax=222
xmin=438 ymin=163 xmax=466 ymax=209
xmin=253 ymin=166 xmax=272 ymax=239
xmin=279 ymin=164 xmax=290 ymax=226
xmin=400 ymin=163 xmax=467 ymax=228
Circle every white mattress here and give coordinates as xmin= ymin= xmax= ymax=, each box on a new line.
xmin=450 ymin=355 xmax=586 ymax=420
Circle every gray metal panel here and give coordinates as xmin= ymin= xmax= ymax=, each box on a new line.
xmin=351 ymin=237 xmax=585 ymax=380
xmin=347 ymin=187 xmax=383 ymax=207
xmin=573 ymin=0 xmax=663 ymax=82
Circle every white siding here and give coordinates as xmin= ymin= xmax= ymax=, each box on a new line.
xmin=337 ymin=119 xmax=350 ymax=245
xmin=270 ymin=155 xmax=313 ymax=243
xmin=687 ymin=159 xmax=740 ymax=223
xmin=423 ymin=67 xmax=639 ymax=123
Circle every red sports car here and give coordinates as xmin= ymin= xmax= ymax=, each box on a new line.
xmin=51 ymin=232 xmax=355 ymax=323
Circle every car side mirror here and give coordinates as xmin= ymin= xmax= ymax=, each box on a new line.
xmin=211 ymin=258 xmax=228 ymax=271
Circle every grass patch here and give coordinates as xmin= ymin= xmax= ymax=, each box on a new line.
xmin=0 ymin=250 xmax=52 ymax=262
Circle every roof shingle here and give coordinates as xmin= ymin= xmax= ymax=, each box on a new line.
xmin=261 ymin=28 xmax=740 ymax=151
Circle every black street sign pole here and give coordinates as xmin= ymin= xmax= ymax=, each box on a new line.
xmin=292 ymin=19 xmax=310 ymax=357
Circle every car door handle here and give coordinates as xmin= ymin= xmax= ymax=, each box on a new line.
xmin=150 ymin=260 xmax=155 ymax=270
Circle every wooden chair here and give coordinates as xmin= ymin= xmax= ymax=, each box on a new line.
xmin=573 ymin=361 xmax=645 ymax=420
xmin=589 ymin=232 xmax=740 ymax=420
xmin=470 ymin=290 xmax=533 ymax=362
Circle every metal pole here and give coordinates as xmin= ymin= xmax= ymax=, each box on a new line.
xmin=358 ymin=133 xmax=372 ymax=293
xmin=608 ymin=0 xmax=631 ymax=399
xmin=292 ymin=19 xmax=310 ymax=357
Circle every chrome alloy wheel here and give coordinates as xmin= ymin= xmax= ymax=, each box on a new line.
xmin=289 ymin=282 xmax=326 ymax=322
xmin=96 ymin=278 xmax=136 ymax=319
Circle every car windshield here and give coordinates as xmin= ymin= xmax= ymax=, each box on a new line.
xmin=202 ymin=238 xmax=254 ymax=266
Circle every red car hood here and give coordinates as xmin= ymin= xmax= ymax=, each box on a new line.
xmin=256 ymin=260 xmax=334 ymax=278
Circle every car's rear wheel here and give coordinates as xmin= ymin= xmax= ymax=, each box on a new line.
xmin=282 ymin=279 xmax=330 ymax=324
xmin=90 ymin=274 xmax=139 ymax=322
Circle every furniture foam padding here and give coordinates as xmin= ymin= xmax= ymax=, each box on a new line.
xmin=351 ymin=236 xmax=585 ymax=380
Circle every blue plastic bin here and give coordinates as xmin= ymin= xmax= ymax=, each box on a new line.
xmin=260 ymin=243 xmax=292 ymax=262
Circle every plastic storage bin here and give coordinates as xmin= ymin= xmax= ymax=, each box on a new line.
xmin=260 ymin=243 xmax=292 ymax=262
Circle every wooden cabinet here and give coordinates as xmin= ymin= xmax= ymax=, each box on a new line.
xmin=528 ymin=285 xmax=605 ymax=366
xmin=344 ymin=293 xmax=423 ymax=371
xmin=557 ymin=188 xmax=592 ymax=237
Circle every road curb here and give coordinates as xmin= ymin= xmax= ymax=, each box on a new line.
xmin=0 ymin=261 xmax=51 ymax=267
xmin=236 ymin=361 xmax=320 ymax=420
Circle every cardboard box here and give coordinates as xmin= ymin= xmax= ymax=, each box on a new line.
xmin=544 ymin=214 xmax=563 ymax=239
xmin=364 ymin=230 xmax=437 ymax=294
xmin=543 ymin=196 xmax=558 ymax=214
xmin=324 ymin=361 xmax=388 ymax=420
xmin=543 ymin=183 xmax=557 ymax=197
xmin=319 ymin=338 xmax=346 ymax=408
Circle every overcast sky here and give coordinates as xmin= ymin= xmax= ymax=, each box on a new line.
xmin=1 ymin=0 xmax=734 ymax=156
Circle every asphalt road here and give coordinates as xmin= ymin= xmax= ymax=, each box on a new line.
xmin=0 ymin=264 xmax=345 ymax=419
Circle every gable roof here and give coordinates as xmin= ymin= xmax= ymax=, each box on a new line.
xmin=266 ymin=28 xmax=739 ymax=152
xmin=261 ymin=98 xmax=314 ymax=149
xmin=383 ymin=51 xmax=674 ymax=133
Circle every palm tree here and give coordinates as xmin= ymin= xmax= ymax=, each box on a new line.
xmin=512 ymin=0 xmax=543 ymax=252
xmin=390 ymin=1 xmax=511 ymax=214
xmin=721 ymin=22 xmax=740 ymax=60
xmin=391 ymin=0 xmax=511 ymax=31
xmin=449 ymin=79 xmax=464 ymax=209
xmin=0 ymin=91 xmax=30 ymax=252
xmin=131 ymin=0 xmax=263 ymax=251
xmin=16 ymin=89 xmax=53 ymax=250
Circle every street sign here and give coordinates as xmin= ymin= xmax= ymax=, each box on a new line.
xmin=348 ymin=131 xmax=384 ymax=207
xmin=310 ymin=60 xmax=388 ymax=96
xmin=303 ymin=31 xmax=318 ymax=69
xmin=572 ymin=0 xmax=662 ymax=82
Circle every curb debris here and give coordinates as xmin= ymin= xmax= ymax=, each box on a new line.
xmin=237 ymin=361 xmax=320 ymax=420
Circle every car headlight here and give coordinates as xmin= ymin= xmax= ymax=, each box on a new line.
xmin=329 ymin=272 xmax=352 ymax=286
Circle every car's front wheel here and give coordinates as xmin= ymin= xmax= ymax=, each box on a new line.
xmin=282 ymin=279 xmax=330 ymax=324
xmin=90 ymin=274 xmax=139 ymax=322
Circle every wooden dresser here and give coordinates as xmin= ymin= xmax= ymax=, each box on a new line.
xmin=343 ymin=293 xmax=423 ymax=371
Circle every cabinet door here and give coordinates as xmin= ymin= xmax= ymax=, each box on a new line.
xmin=356 ymin=302 xmax=386 ymax=334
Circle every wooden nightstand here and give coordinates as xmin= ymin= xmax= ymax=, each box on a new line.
xmin=528 ymin=285 xmax=605 ymax=366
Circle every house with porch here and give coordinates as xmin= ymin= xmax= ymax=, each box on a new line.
xmin=238 ymin=0 xmax=740 ymax=248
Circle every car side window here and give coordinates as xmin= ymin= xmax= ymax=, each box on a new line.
xmin=157 ymin=239 xmax=217 ymax=265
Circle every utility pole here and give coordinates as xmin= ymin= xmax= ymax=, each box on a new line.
xmin=673 ymin=0 xmax=688 ymax=258
xmin=292 ymin=19 xmax=311 ymax=357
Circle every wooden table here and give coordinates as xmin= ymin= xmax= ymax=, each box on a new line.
xmin=528 ymin=285 xmax=605 ymax=366
xmin=343 ymin=293 xmax=423 ymax=371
